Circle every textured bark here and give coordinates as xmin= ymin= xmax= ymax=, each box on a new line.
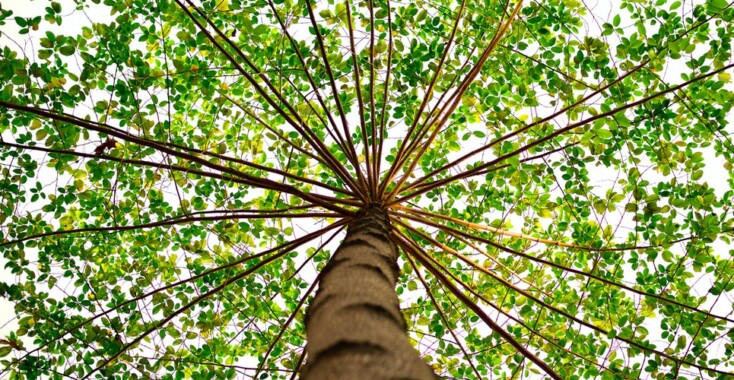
xmin=302 ymin=205 xmax=436 ymax=380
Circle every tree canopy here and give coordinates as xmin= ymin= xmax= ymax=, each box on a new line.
xmin=1 ymin=0 xmax=734 ymax=378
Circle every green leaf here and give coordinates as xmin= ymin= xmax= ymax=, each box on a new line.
xmin=596 ymin=129 xmax=612 ymax=139
xmin=708 ymin=0 xmax=728 ymax=12
xmin=58 ymin=45 xmax=75 ymax=56
xmin=0 ymin=346 xmax=12 ymax=357
xmin=0 ymin=60 xmax=13 ymax=81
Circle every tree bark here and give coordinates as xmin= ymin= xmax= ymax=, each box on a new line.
xmin=302 ymin=205 xmax=436 ymax=380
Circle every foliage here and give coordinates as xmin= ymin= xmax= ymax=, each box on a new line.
xmin=1 ymin=0 xmax=734 ymax=378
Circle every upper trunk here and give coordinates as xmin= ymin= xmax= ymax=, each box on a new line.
xmin=301 ymin=205 xmax=436 ymax=380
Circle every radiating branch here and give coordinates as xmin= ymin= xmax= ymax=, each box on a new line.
xmin=264 ymin=0 xmax=361 ymax=175
xmin=405 ymin=141 xmax=578 ymax=194
xmin=174 ymin=0 xmax=366 ymax=200
xmin=377 ymin=0 xmax=467 ymax=197
xmin=395 ymin=204 xmax=648 ymax=251
xmin=302 ymin=0 xmax=368 ymax=195
xmin=393 ymin=209 xmax=734 ymax=325
xmin=392 ymin=229 xmax=563 ymax=380
xmin=167 ymin=205 xmax=319 ymax=220
xmin=0 ymin=101 xmax=353 ymax=214
xmin=367 ymin=0 xmax=378 ymax=199
xmin=136 ymin=356 xmax=296 ymax=374
xmin=397 ymin=5 xmax=731 ymax=194
xmin=288 ymin=350 xmax=306 ymax=380
xmin=375 ymin=0 xmax=394 ymax=196
xmin=253 ymin=279 xmax=318 ymax=379
xmin=0 ymin=212 xmax=337 ymax=248
xmin=404 ymin=249 xmax=483 ymax=379
xmin=2 ymin=221 xmax=348 ymax=374
xmin=343 ymin=0 xmax=373 ymax=197
xmin=383 ymin=0 xmax=523 ymax=204
xmin=0 ymin=140 xmax=355 ymax=199
xmin=390 ymin=61 xmax=734 ymax=205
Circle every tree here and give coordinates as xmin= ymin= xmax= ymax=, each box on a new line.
xmin=0 ymin=0 xmax=733 ymax=378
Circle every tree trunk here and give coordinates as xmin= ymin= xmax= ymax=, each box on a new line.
xmin=302 ymin=205 xmax=436 ymax=380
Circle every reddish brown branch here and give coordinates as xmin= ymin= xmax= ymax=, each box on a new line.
xmin=375 ymin=0 xmax=394 ymax=197
xmin=264 ymin=0 xmax=361 ymax=175
xmin=396 ymin=220 xmax=627 ymax=378
xmin=302 ymin=0 xmax=367 ymax=194
xmin=0 ymin=101 xmax=353 ymax=214
xmin=378 ymin=0 xmax=467 ymax=196
xmin=5 ymin=220 xmax=348 ymax=374
xmin=390 ymin=61 xmax=734 ymax=205
xmin=392 ymin=229 xmax=563 ymax=380
xmin=343 ymin=0 xmax=373 ymax=198
xmin=392 ymin=209 xmax=734 ymax=325
xmin=383 ymin=1 xmax=524 ymax=204
xmin=404 ymin=248 xmax=483 ymax=379
xmin=0 ymin=140 xmax=356 ymax=201
xmin=396 ymin=10 xmax=733 ymax=198
xmin=176 ymin=0 xmax=366 ymax=200
xmin=1 ymin=212 xmax=338 ymax=248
